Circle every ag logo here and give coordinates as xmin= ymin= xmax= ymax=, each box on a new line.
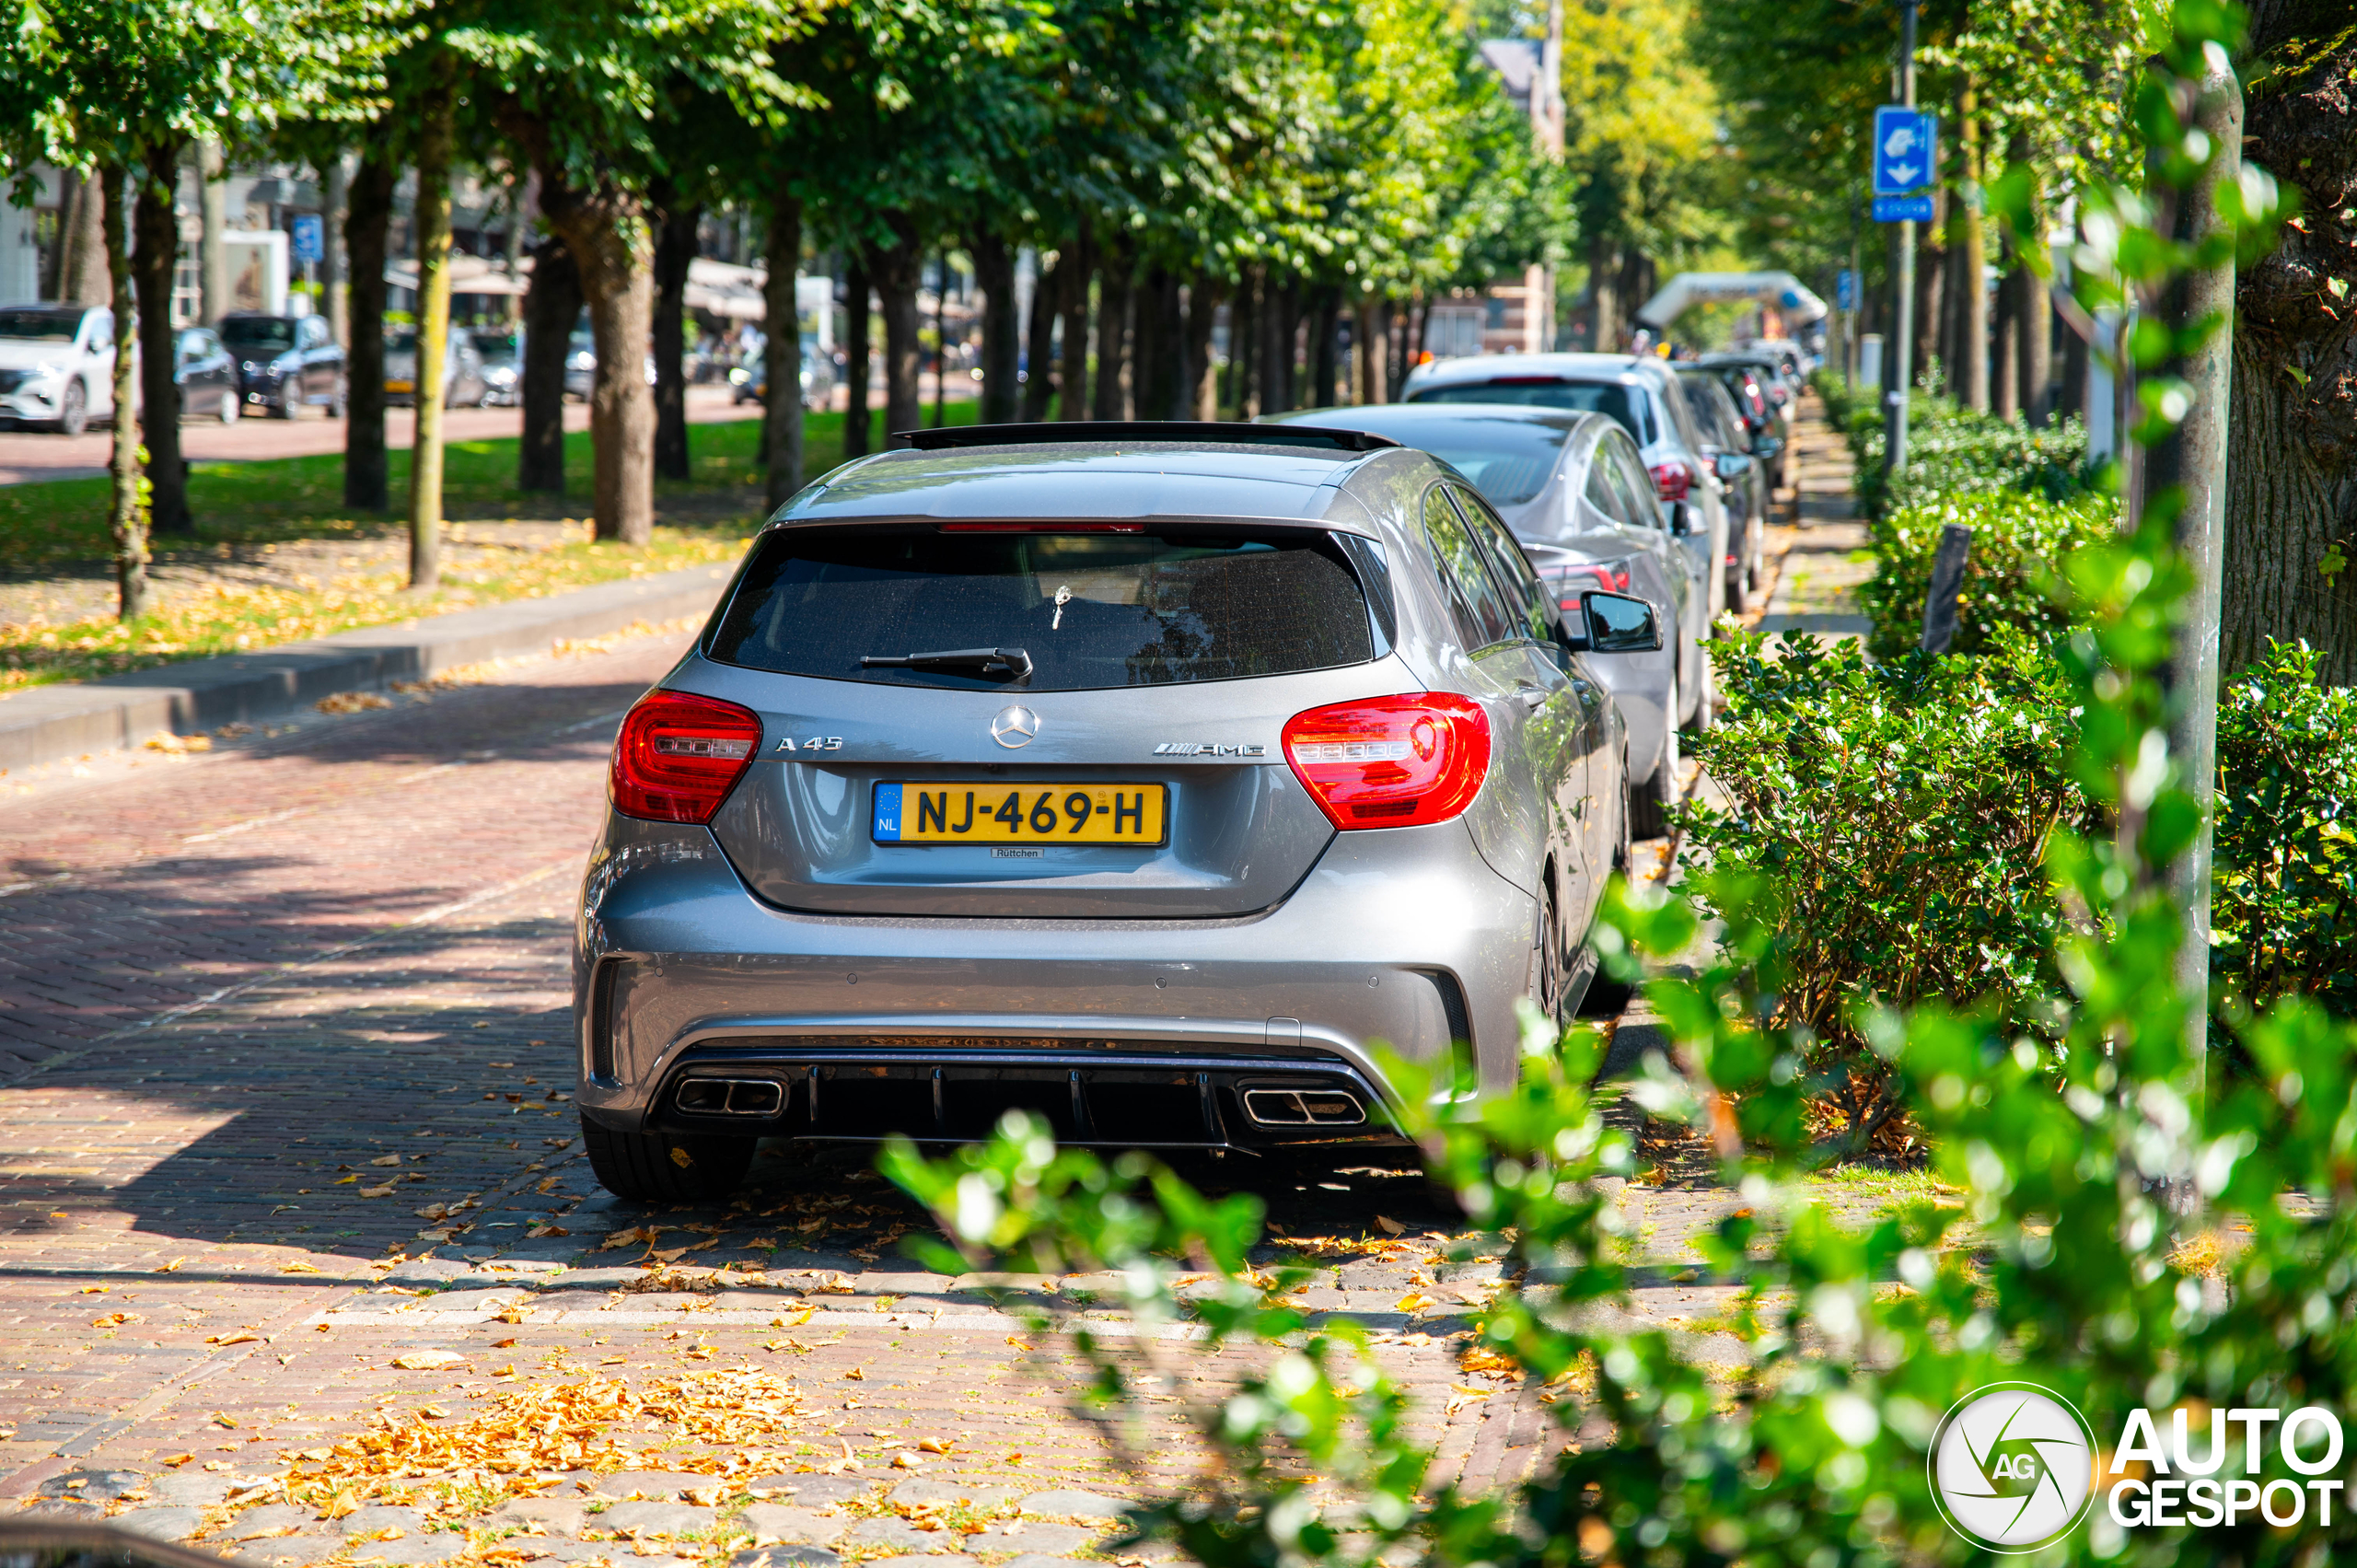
xmin=1928 ymin=1382 xmax=2098 ymax=1552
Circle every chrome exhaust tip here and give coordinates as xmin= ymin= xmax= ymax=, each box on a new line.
xmin=675 ymin=1078 xmax=784 ymax=1116
xmin=1241 ymin=1086 xmax=1366 ymax=1127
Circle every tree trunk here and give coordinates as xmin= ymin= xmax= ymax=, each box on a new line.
xmin=1147 ymin=268 xmax=1186 ymax=418
xmin=1131 ymin=264 xmax=1166 ymax=419
xmin=972 ymin=228 xmax=1018 ymax=424
xmin=652 ymin=194 xmax=698 ymax=482
xmin=343 ymin=151 xmax=393 ymax=511
xmin=1185 ymin=277 xmax=1221 ymax=419
xmin=1260 ymin=276 xmax=1292 ymax=415
xmin=2221 ymin=0 xmax=2357 ymax=682
xmin=322 ymin=156 xmax=348 ymax=348
xmin=199 ymin=141 xmax=229 ymax=325
xmin=535 ymin=166 xmax=656 ymax=543
xmin=842 ymin=256 xmax=872 ymax=457
xmin=61 ymin=170 xmax=110 ymax=307
xmin=410 ymin=56 xmax=457 ymax=588
xmin=1019 ymin=250 xmax=1058 ymax=422
xmin=1091 ymin=241 xmax=1132 ymax=421
xmin=134 ymin=142 xmax=189 ymax=536
xmin=40 ymin=172 xmax=76 ymax=299
xmin=873 ymin=233 xmax=923 ymax=446
xmin=1994 ymin=261 xmax=2020 ymax=421
xmin=519 ymin=234 xmax=579 ymax=493
xmin=931 ymin=251 xmax=949 ymax=429
xmin=1058 ymin=218 xmax=1091 ymax=420
xmin=1355 ymin=298 xmax=1390 ymax=407
xmin=1310 ymin=289 xmax=1339 ymax=409
xmin=761 ymin=198 xmax=804 ymax=509
xmin=100 ymin=167 xmax=147 ymax=621
xmin=1955 ymin=83 xmax=1989 ymax=411
xmin=1233 ymin=269 xmax=1260 ymax=417
xmin=2058 ymin=305 xmax=2088 ymax=421
xmin=1914 ymin=188 xmax=1946 ymax=391
xmin=1589 ymin=235 xmax=1620 ymax=351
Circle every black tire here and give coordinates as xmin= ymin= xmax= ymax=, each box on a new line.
xmin=1684 ymin=645 xmax=1716 ymax=734
xmin=581 ymin=1115 xmax=757 ymax=1202
xmin=268 ymin=395 xmax=293 ymax=420
xmin=1578 ymin=787 xmax=1636 ymax=1017
xmin=1724 ymin=563 xmax=1747 ymax=615
xmin=1629 ymin=749 xmax=1678 ymax=842
xmin=1532 ymin=889 xmax=1567 ymax=1040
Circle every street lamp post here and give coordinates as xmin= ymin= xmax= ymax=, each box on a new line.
xmin=1883 ymin=0 xmax=1919 ymax=478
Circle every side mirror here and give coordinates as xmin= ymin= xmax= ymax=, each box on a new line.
xmin=1756 ymin=435 xmax=1784 ymax=458
xmin=1580 ymin=591 xmax=1662 ymax=653
xmin=1713 ymin=451 xmax=1753 ymax=482
xmin=1667 ymin=500 xmax=1697 ymax=536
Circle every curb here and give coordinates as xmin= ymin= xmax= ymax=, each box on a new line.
xmin=0 ymin=562 xmax=737 ymax=773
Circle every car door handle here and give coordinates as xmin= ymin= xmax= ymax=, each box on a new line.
xmin=1515 ymin=684 xmax=1548 ymax=709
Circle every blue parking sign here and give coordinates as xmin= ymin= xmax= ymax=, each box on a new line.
xmin=1835 ymin=270 xmax=1856 ymax=310
xmin=1872 ymin=107 xmax=1937 ymax=197
xmin=291 ymin=213 xmax=323 ymax=263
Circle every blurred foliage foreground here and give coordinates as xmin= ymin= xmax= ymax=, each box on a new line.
xmin=884 ymin=515 xmax=2357 ymax=1568
xmin=881 ymin=13 xmax=2357 ymax=1561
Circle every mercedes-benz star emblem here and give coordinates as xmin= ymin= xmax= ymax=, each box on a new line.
xmin=991 ymin=705 xmax=1041 ymax=749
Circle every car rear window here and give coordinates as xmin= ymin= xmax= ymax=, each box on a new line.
xmin=709 ymin=526 xmax=1376 ymax=691
xmin=1410 ymin=378 xmax=1652 ymax=446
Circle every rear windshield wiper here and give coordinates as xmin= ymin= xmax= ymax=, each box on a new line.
xmin=859 ymin=646 xmax=1034 ymax=683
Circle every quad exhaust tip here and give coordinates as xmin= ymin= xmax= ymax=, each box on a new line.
xmin=1241 ymin=1087 xmax=1366 ymax=1127
xmin=676 ymin=1078 xmax=784 ymax=1116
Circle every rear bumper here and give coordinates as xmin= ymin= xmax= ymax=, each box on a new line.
xmin=573 ymin=811 xmax=1539 ymax=1139
xmin=618 ymin=1040 xmax=1400 ymax=1152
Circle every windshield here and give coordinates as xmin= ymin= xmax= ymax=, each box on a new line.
xmin=473 ymin=334 xmax=518 ymax=363
xmin=1340 ymin=418 xmax=1571 ymax=505
xmin=1410 ymin=378 xmax=1651 ymax=447
xmin=219 ymin=319 xmax=297 ymax=352
xmin=710 ymin=527 xmax=1375 ymax=692
xmin=384 ymin=331 xmax=417 ymax=354
xmin=0 ymin=308 xmax=84 ymax=342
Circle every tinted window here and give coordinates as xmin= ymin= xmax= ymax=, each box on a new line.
xmin=1583 ymin=450 xmax=1634 ymax=528
xmin=1450 ymin=487 xmax=1549 ymax=642
xmin=1421 ymin=488 xmax=1515 ymax=650
xmin=710 ymin=527 xmax=1374 ymax=692
xmin=1410 ymin=378 xmax=1652 ymax=446
xmin=0 ymin=308 xmax=83 ymax=342
xmin=220 ymin=318 xmax=297 ymax=352
xmin=1392 ymin=420 xmax=1569 ymax=505
xmin=1608 ymin=439 xmax=1665 ymax=527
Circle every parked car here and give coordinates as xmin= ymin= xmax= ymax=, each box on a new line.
xmin=1694 ymin=354 xmax=1790 ymax=488
xmin=727 ymin=341 xmax=839 ymax=411
xmin=219 ymin=311 xmax=346 ymax=418
xmin=1265 ymin=402 xmax=1712 ymax=839
xmin=1400 ymin=351 xmax=1730 ymax=657
xmin=1675 ymin=369 xmax=1767 ymax=610
xmin=562 ymin=326 xmax=658 ymax=401
xmin=0 ymin=303 xmax=117 ymax=435
xmin=383 ymin=328 xmax=488 ymax=409
xmin=474 ymin=331 xmax=521 ymax=407
xmin=173 ymin=326 xmax=241 ymax=423
xmin=570 ymin=420 xmax=1662 ymax=1200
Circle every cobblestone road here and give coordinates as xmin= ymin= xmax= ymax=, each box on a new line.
xmin=0 ymin=402 xmax=1875 ymax=1568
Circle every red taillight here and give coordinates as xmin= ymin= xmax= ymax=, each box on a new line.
xmin=1281 ymin=693 xmax=1491 ymax=830
xmin=1650 ymin=460 xmax=1694 ymax=503
xmin=611 ymin=690 xmax=761 ymax=823
xmin=1547 ymin=560 xmax=1632 ymax=604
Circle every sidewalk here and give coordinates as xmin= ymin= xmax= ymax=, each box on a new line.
xmin=1747 ymin=395 xmax=1872 ymax=643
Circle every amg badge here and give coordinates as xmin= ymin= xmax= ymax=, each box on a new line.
xmin=1153 ymin=742 xmax=1267 ymax=757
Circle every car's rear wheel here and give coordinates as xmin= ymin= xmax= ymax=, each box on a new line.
xmin=1724 ymin=559 xmax=1747 ymax=614
xmin=55 ymin=381 xmax=87 ymax=437
xmin=581 ymin=1116 xmax=757 ymax=1203
xmin=1532 ymin=889 xmax=1566 ymax=1040
xmin=1684 ymin=645 xmax=1716 ymax=734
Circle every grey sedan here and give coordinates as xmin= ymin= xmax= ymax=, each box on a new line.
xmin=571 ymin=422 xmax=1659 ymax=1200
xmin=1266 ymin=403 xmax=1709 ymax=839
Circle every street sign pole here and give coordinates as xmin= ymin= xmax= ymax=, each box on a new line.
xmin=1884 ymin=0 xmax=1919 ymax=479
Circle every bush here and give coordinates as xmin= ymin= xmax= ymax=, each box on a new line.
xmin=2215 ymin=640 xmax=2357 ymax=1021
xmin=1681 ymin=626 xmax=2089 ymax=1148
xmin=1836 ymin=389 xmax=2096 ymax=517
xmin=1857 ymin=487 xmax=2119 ymax=659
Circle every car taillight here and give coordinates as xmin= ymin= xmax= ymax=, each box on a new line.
xmin=1650 ymin=460 xmax=1694 ymax=503
xmin=1282 ymin=693 xmax=1491 ymax=830
xmin=1544 ymin=559 xmax=1632 ymax=604
xmin=611 ymin=690 xmax=761 ymax=823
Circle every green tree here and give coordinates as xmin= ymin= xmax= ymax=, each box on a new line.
xmin=0 ymin=0 xmax=404 ymax=617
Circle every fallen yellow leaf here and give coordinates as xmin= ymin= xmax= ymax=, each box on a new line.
xmin=207 ymin=1331 xmax=262 ymax=1346
xmin=1394 ymin=1294 xmax=1433 ymax=1314
xmin=92 ymin=1312 xmax=128 ymax=1328
xmin=281 ymin=1261 xmax=324 ymax=1274
xmin=390 ymin=1351 xmax=465 ymax=1370
xmin=1375 ymin=1215 xmax=1407 ymax=1237
xmin=159 ymin=1258 xmax=185 ymax=1272
xmin=370 ymin=1156 xmax=403 ymax=1167
xmin=79 ymin=1283 xmax=109 ymax=1295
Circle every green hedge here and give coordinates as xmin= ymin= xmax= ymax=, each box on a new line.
xmin=1857 ymin=487 xmax=2119 ymax=659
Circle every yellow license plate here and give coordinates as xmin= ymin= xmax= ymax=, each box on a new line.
xmin=385 ymin=379 xmax=413 ymax=393
xmin=874 ymin=782 xmax=1167 ymax=845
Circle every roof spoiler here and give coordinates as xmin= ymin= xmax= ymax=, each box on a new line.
xmin=897 ymin=421 xmax=1402 ymax=453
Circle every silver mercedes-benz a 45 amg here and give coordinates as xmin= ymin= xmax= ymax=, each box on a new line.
xmin=573 ymin=423 xmax=1662 ymax=1201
